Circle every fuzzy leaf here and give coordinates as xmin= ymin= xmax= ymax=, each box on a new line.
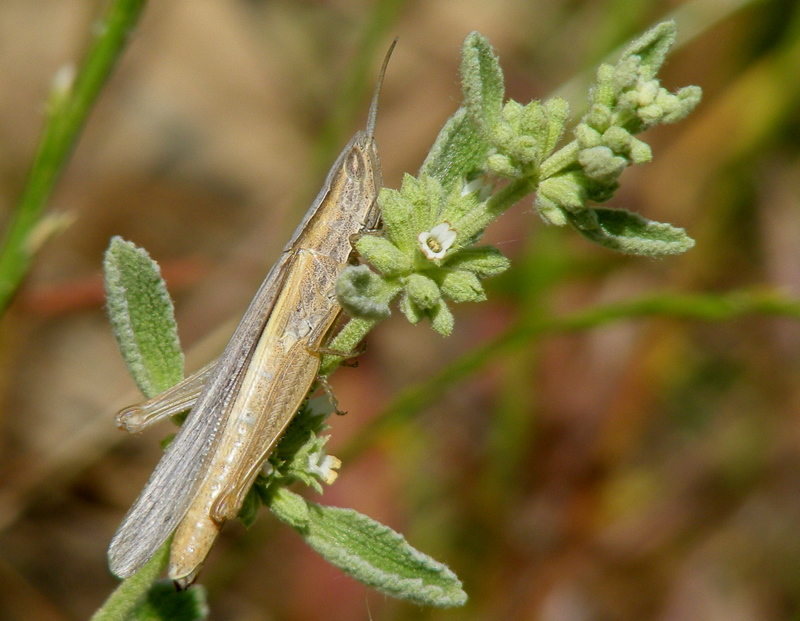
xmin=460 ymin=31 xmax=505 ymax=138
xmin=268 ymin=488 xmax=467 ymax=608
xmin=443 ymin=246 xmax=510 ymax=277
xmin=355 ymin=234 xmax=412 ymax=276
xmin=131 ymin=581 xmax=208 ymax=621
xmin=518 ymin=100 xmax=545 ymax=144
xmin=419 ymin=175 xmax=448 ymax=229
xmin=336 ymin=265 xmax=395 ymax=320
xmin=568 ymin=207 xmax=695 ymax=256
xmin=620 ymin=21 xmax=676 ymax=79
xmin=104 ymin=237 xmax=183 ymax=399
xmin=421 ymin=107 xmax=491 ymax=193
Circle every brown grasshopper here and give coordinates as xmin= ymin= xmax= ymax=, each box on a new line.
xmin=108 ymin=41 xmax=395 ymax=585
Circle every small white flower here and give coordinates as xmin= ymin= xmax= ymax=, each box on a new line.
xmin=461 ymin=175 xmax=492 ymax=200
xmin=418 ymin=222 xmax=457 ymax=260
xmin=461 ymin=177 xmax=484 ymax=196
xmin=308 ymin=450 xmax=342 ymax=485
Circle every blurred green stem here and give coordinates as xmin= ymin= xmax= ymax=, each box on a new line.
xmin=0 ymin=0 xmax=148 ymax=316
xmin=339 ymin=288 xmax=800 ymax=461
xmin=90 ymin=538 xmax=169 ymax=621
xmin=305 ymin=0 xmax=407 ymax=201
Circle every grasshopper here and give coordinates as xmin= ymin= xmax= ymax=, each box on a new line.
xmin=108 ymin=41 xmax=395 ymax=586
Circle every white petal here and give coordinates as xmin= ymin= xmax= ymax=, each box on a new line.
xmin=430 ymin=222 xmax=451 ymax=237
xmin=439 ymin=228 xmax=457 ymax=250
xmin=461 ymin=177 xmax=484 ymax=196
xmin=419 ymin=222 xmax=457 ymax=260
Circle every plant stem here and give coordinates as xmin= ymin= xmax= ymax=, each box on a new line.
xmin=339 ymin=289 xmax=800 ymax=461
xmin=305 ymin=0 xmax=408 ymax=201
xmin=321 ymin=316 xmax=381 ymax=376
xmin=540 ymin=140 xmax=580 ymax=179
xmin=90 ymin=538 xmax=170 ymax=621
xmin=0 ymin=0 xmax=149 ymax=316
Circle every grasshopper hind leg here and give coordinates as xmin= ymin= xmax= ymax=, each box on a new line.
xmin=116 ymin=361 xmax=216 ymax=433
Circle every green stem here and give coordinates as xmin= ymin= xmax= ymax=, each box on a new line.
xmin=90 ymin=538 xmax=170 ymax=621
xmin=452 ymin=177 xmax=534 ymax=244
xmin=339 ymin=289 xmax=800 ymax=461
xmin=320 ymin=316 xmax=381 ymax=376
xmin=486 ymin=177 xmax=535 ymax=220
xmin=305 ymin=0 xmax=408 ymax=199
xmin=539 ymin=140 xmax=580 ymax=179
xmin=0 ymin=0 xmax=148 ymax=316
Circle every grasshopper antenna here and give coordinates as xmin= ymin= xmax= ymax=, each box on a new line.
xmin=366 ymin=37 xmax=398 ymax=139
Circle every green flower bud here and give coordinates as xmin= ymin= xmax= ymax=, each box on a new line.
xmin=538 ymin=173 xmax=586 ymax=212
xmin=536 ymin=196 xmax=568 ymax=226
xmin=399 ymin=293 xmax=423 ymax=324
xmin=601 ymin=126 xmax=632 ymax=155
xmin=591 ymin=64 xmax=616 ymax=108
xmin=576 ymin=123 xmax=603 ymax=148
xmin=430 ymin=302 xmax=455 ymax=336
xmin=440 ymin=270 xmax=486 ymax=303
xmin=583 ymin=104 xmax=612 ymax=132
xmin=502 ymin=99 xmax=524 ymax=123
xmin=487 ymin=153 xmax=517 ymax=177
xmin=628 ymin=137 xmax=652 ymax=164
xmin=405 ymin=273 xmax=442 ymax=310
xmin=494 ymin=122 xmax=516 ymax=150
xmin=661 ymin=85 xmax=702 ymax=123
xmin=578 ymin=146 xmax=627 ymax=182
xmin=637 ymin=103 xmax=663 ymax=126
xmin=519 ymin=100 xmax=545 ymax=138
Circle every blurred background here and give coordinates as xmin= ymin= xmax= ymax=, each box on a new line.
xmin=1 ymin=0 xmax=799 ymax=619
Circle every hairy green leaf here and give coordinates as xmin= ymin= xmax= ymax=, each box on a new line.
xmin=568 ymin=207 xmax=695 ymax=256
xmin=268 ymin=488 xmax=467 ymax=608
xmin=103 ymin=237 xmax=183 ymax=399
xmin=421 ymin=107 xmax=490 ymax=192
xmin=460 ymin=31 xmax=505 ymax=137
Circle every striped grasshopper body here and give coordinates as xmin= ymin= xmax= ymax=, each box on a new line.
xmin=108 ymin=43 xmax=393 ymax=585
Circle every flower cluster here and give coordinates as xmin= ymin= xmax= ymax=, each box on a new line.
xmin=484 ymin=98 xmax=570 ymax=180
xmin=335 ymin=22 xmax=700 ymax=337
xmin=337 ymin=174 xmax=510 ymax=336
xmin=536 ymin=22 xmax=701 ymax=239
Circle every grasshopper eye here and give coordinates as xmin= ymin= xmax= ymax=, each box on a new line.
xmin=345 ymin=148 xmax=366 ymax=181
